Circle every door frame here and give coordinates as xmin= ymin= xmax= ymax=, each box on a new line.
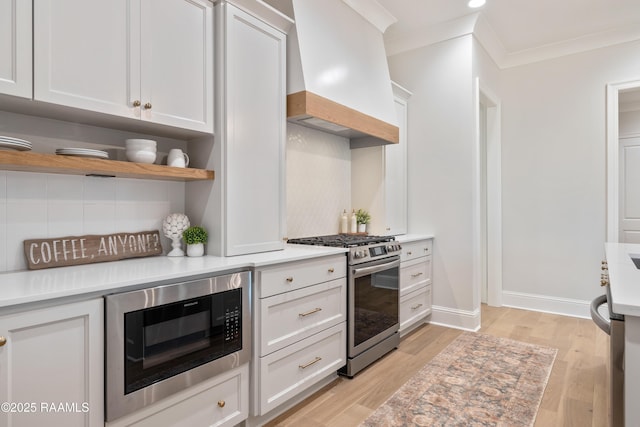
xmin=606 ymin=79 xmax=640 ymax=242
xmin=473 ymin=78 xmax=502 ymax=308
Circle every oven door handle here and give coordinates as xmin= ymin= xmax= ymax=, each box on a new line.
xmin=352 ymin=258 xmax=400 ymax=279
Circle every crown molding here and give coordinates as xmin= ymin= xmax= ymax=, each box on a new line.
xmin=385 ymin=12 xmax=640 ymax=69
xmin=341 ymin=0 xmax=397 ymax=33
xmin=385 ymin=13 xmax=479 ymax=57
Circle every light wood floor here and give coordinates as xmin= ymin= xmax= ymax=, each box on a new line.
xmin=265 ymin=305 xmax=609 ymax=427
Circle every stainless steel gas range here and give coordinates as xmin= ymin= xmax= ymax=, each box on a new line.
xmin=288 ymin=234 xmax=401 ymax=377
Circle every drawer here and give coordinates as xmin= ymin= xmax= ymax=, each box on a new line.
xmin=257 ymin=278 xmax=346 ymax=356
xmin=400 ymin=239 xmax=432 ymax=263
xmin=107 ymin=365 xmax=248 ymax=427
xmin=400 ymin=257 xmax=431 ymax=296
xmin=399 ymin=286 xmax=432 ymax=333
xmin=257 ymin=255 xmax=347 ymax=298
xmin=257 ymin=322 xmax=346 ymax=416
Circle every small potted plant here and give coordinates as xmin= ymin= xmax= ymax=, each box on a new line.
xmin=182 ymin=225 xmax=208 ymax=257
xmin=355 ymin=209 xmax=371 ymax=233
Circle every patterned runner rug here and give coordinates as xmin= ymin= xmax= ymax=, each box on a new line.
xmin=360 ymin=332 xmax=557 ymax=427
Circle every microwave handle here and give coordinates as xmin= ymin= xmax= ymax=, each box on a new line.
xmin=352 ymin=258 xmax=400 ymax=279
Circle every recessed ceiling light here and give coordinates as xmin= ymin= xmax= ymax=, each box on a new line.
xmin=468 ymin=0 xmax=486 ymax=8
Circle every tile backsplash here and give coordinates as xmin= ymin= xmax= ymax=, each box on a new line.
xmin=0 ymin=171 xmax=185 ymax=272
xmin=286 ymin=123 xmax=351 ymax=238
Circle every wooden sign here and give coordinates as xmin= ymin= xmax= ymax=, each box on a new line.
xmin=24 ymin=230 xmax=163 ymax=270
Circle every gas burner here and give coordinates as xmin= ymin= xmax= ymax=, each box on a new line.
xmin=287 ymin=234 xmax=400 ymax=265
xmin=287 ymin=234 xmax=395 ymax=248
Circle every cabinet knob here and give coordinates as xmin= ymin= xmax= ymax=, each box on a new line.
xmin=132 ymin=100 xmax=141 ymax=107
xmin=407 ymin=251 xmax=412 ymax=256
xmin=0 ymin=336 xmax=5 ymax=346
xmin=601 ymin=279 xmax=608 ymax=287
xmin=328 ymin=268 xmax=335 ymax=273
xmin=143 ymin=102 xmax=152 ymax=110
xmin=217 ymin=400 xmax=225 ymax=408
xmin=286 ymin=277 xmax=294 ymax=283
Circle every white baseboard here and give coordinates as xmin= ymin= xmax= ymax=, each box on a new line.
xmin=501 ymin=291 xmax=591 ymax=319
xmin=430 ymin=305 xmax=481 ymax=331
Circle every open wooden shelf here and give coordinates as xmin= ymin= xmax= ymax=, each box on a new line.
xmin=0 ymin=151 xmax=214 ymax=182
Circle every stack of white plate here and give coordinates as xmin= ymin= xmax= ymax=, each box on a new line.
xmin=55 ymin=148 xmax=109 ymax=159
xmin=0 ymin=136 xmax=32 ymax=151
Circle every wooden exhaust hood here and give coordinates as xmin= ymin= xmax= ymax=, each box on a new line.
xmin=287 ymin=91 xmax=399 ymax=146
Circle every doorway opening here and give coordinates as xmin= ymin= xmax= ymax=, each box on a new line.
xmin=606 ymin=80 xmax=640 ymax=242
xmin=475 ymin=79 xmax=502 ymax=309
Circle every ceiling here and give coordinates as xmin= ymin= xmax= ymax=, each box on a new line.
xmin=376 ymin=0 xmax=640 ymax=66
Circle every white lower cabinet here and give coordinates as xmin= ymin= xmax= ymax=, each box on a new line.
xmin=106 ymin=365 xmax=248 ymax=427
xmin=0 ymin=298 xmax=104 ymax=427
xmin=257 ymin=323 xmax=346 ymax=414
xmin=399 ymin=239 xmax=433 ymax=336
xmin=251 ymin=255 xmax=347 ymax=417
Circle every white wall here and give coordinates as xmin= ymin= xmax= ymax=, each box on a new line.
xmin=388 ymin=35 xmax=479 ymax=329
xmin=500 ymin=40 xmax=640 ymax=310
xmin=0 ymin=112 xmax=186 ymax=272
xmin=389 ymin=35 xmax=640 ymax=320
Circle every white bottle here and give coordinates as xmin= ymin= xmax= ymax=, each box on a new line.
xmin=340 ymin=210 xmax=348 ymax=234
xmin=350 ymin=210 xmax=357 ymax=234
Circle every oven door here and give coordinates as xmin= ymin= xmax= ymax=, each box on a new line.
xmin=348 ymin=257 xmax=400 ymax=357
xmin=105 ymin=271 xmax=251 ymax=422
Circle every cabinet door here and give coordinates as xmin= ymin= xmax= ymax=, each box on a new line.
xmin=384 ymin=94 xmax=408 ymax=235
xmin=0 ymin=0 xmax=31 ymax=98
xmin=222 ymin=4 xmax=286 ymax=255
xmin=33 ymin=0 xmax=134 ymax=117
xmin=0 ymin=299 xmax=104 ymax=427
xmin=140 ymin=0 xmax=213 ymax=132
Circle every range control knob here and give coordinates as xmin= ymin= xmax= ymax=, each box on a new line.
xmin=354 ymin=250 xmax=367 ymax=259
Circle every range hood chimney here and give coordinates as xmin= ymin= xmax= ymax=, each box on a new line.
xmin=267 ymin=0 xmax=399 ymax=147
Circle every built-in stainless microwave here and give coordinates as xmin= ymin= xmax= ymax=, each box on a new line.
xmin=104 ymin=271 xmax=251 ymax=422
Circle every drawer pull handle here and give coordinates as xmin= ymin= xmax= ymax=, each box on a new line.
xmin=411 ymin=303 xmax=424 ymax=310
xmin=424 ymin=247 xmax=429 ymax=252
xmin=411 ymin=272 xmax=423 ymax=278
xmin=217 ymin=400 xmax=225 ymax=408
xmin=328 ymin=268 xmax=335 ymax=273
xmin=286 ymin=277 xmax=294 ymax=283
xmin=407 ymin=251 xmax=412 ymax=255
xmin=299 ymin=357 xmax=322 ymax=369
xmin=299 ymin=307 xmax=322 ymax=317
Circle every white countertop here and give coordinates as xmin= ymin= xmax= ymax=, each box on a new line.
xmin=605 ymin=242 xmax=640 ymax=316
xmin=0 ymin=244 xmax=348 ymax=310
xmin=394 ymin=234 xmax=434 ymax=243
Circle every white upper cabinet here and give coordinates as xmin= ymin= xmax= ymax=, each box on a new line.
xmin=216 ymin=2 xmax=288 ymax=255
xmin=0 ymin=0 xmax=32 ymax=98
xmin=384 ymin=83 xmax=411 ymax=235
xmin=33 ymin=0 xmax=213 ymax=133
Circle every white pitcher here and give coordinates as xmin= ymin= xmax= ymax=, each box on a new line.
xmin=167 ymin=149 xmax=190 ymax=168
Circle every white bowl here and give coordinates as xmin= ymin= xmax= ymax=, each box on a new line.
xmin=125 ymin=139 xmax=157 ymax=151
xmin=126 ymin=150 xmax=157 ymax=164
